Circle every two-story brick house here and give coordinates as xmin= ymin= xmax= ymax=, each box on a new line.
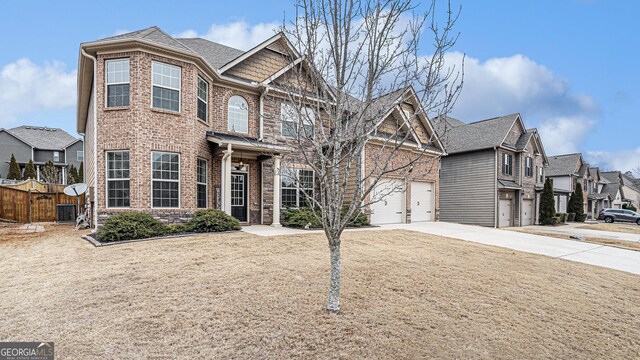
xmin=546 ymin=153 xmax=591 ymax=214
xmin=434 ymin=113 xmax=548 ymax=227
xmin=76 ymin=26 xmax=445 ymax=227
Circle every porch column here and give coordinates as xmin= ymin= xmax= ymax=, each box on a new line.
xmin=36 ymin=165 xmax=40 ymax=181
xmin=61 ymin=167 xmax=66 ymax=185
xmin=272 ymin=155 xmax=282 ymax=227
xmin=221 ymin=144 xmax=233 ymax=215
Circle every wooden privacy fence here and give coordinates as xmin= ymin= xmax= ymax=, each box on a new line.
xmin=0 ymin=186 xmax=85 ymax=223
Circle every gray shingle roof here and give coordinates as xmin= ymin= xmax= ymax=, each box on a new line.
xmin=6 ymin=126 xmax=80 ymax=151
xmin=515 ymin=129 xmax=535 ymax=150
xmin=176 ymin=38 xmax=244 ymax=69
xmin=600 ymin=171 xmax=621 ymax=200
xmin=546 ymin=153 xmax=582 ymax=177
xmin=434 ymin=114 xmax=519 ymax=154
xmin=96 ymin=27 xmax=195 ymax=53
xmin=621 ymin=173 xmax=640 ymax=192
xmin=578 ymin=163 xmax=589 ymax=176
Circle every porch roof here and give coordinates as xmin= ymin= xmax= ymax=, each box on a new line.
xmin=206 ymin=132 xmax=292 ymax=154
xmin=498 ymin=179 xmax=522 ymax=190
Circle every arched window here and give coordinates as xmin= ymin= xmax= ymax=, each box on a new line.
xmin=228 ymin=96 xmax=248 ymax=133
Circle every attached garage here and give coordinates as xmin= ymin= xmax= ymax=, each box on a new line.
xmin=411 ymin=181 xmax=434 ymax=222
xmin=370 ymin=178 xmax=404 ymax=224
xmin=521 ymin=199 xmax=534 ymax=226
xmin=498 ymin=199 xmax=512 ymax=227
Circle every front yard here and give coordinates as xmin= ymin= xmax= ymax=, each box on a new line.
xmin=580 ymin=222 xmax=640 ymax=235
xmin=1 ymin=224 xmax=639 ymax=359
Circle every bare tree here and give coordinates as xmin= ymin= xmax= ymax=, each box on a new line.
xmin=266 ymin=0 xmax=461 ymax=313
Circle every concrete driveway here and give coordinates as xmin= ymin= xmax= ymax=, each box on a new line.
xmin=242 ymin=222 xmax=640 ymax=275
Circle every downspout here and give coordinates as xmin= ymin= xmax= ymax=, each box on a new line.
xmin=494 ymin=147 xmax=498 ymax=228
xmin=259 ymin=87 xmax=269 ymax=141
xmin=81 ymin=48 xmax=99 ymax=230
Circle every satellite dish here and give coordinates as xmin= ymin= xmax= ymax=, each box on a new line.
xmin=64 ymin=183 xmax=88 ymax=197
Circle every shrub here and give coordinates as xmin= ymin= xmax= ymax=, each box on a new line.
xmin=97 ymin=212 xmax=167 ymax=242
xmin=539 ymin=178 xmax=556 ymax=225
xmin=552 ymin=216 xmax=562 ymax=225
xmin=186 ymin=209 xmax=241 ymax=233
xmin=282 ymin=207 xmax=370 ymax=229
xmin=623 ymin=203 xmax=637 ymax=212
xmin=575 ymin=213 xmax=588 ymax=222
xmin=556 ymin=213 xmax=568 ymax=223
xmin=22 ymin=160 xmax=36 ymax=180
xmin=7 ymin=154 xmax=21 ymax=180
xmin=283 ymin=208 xmax=322 ymax=228
xmin=567 ymin=213 xmax=576 ymax=222
xmin=166 ymin=224 xmax=187 ymax=234
xmin=568 ymin=186 xmax=585 ymax=217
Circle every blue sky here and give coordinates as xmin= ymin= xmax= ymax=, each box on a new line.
xmin=1 ymin=0 xmax=638 ymax=171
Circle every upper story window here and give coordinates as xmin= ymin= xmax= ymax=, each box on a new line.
xmin=77 ymin=151 xmax=84 ymax=162
xmin=228 ymin=96 xmax=248 ymax=133
xmin=525 ymin=156 xmax=533 ymax=177
xmin=281 ymin=103 xmax=315 ymax=138
xmin=197 ymin=76 xmax=208 ymax=122
xmin=152 ymin=61 xmax=181 ymax=112
xmin=53 ymin=151 xmax=60 ymax=162
xmin=106 ymin=58 xmax=130 ymax=107
xmin=106 ymin=151 xmax=130 ymax=208
xmin=584 ymin=179 xmax=588 ymax=192
xmin=152 ymin=152 xmax=180 ymax=208
xmin=502 ymin=153 xmax=512 ymax=176
xmin=538 ymin=167 xmax=544 ymax=183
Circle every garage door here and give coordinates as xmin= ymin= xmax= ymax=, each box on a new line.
xmin=499 ymin=199 xmax=512 ymax=227
xmin=370 ymin=178 xmax=404 ymax=224
xmin=522 ymin=199 xmax=534 ymax=226
xmin=411 ymin=181 xmax=434 ymax=222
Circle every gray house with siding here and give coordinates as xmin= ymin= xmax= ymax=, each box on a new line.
xmin=434 ymin=114 xmax=548 ymax=227
xmin=0 ymin=126 xmax=83 ymax=184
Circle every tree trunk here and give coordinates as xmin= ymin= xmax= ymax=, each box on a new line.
xmin=326 ymin=241 xmax=341 ymax=313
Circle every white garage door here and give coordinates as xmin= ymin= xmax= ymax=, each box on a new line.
xmin=370 ymin=178 xmax=404 ymax=224
xmin=411 ymin=181 xmax=434 ymax=222
xmin=499 ymin=199 xmax=512 ymax=227
xmin=522 ymin=199 xmax=534 ymax=226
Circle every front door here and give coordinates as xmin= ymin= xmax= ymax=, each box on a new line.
xmin=231 ymin=172 xmax=248 ymax=222
xmin=499 ymin=199 xmax=512 ymax=227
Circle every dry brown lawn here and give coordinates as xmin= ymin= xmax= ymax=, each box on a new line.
xmin=510 ymin=228 xmax=640 ymax=252
xmin=580 ymin=222 xmax=640 ymax=235
xmin=1 ymin=225 xmax=640 ymax=359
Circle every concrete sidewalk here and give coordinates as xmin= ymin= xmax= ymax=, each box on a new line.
xmin=522 ymin=224 xmax=640 ymax=243
xmin=242 ymin=222 xmax=640 ymax=275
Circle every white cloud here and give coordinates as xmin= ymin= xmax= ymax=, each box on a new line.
xmin=443 ymin=52 xmax=599 ymax=155
xmin=0 ymin=58 xmax=77 ymax=127
xmin=586 ymin=148 xmax=640 ymax=173
xmin=175 ymin=21 xmax=282 ymax=51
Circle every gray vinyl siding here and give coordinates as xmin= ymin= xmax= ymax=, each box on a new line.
xmin=65 ymin=141 xmax=84 ymax=170
xmin=440 ymin=149 xmax=496 ymax=227
xmin=0 ymin=131 xmax=31 ymax=178
xmin=34 ymin=149 xmax=63 ymax=163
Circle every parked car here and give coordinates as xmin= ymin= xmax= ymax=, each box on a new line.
xmin=597 ymin=208 xmax=640 ymax=224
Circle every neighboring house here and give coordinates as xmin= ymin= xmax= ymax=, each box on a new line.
xmin=76 ymin=26 xmax=445 ymax=227
xmin=620 ymin=172 xmax=640 ymax=207
xmin=587 ymin=167 xmax=612 ymax=218
xmin=0 ymin=126 xmax=83 ymax=184
xmin=600 ymin=171 xmax=625 ymax=209
xmin=546 ymin=153 xmax=589 ymax=214
xmin=434 ymin=113 xmax=548 ymax=227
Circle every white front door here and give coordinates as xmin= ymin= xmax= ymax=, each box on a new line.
xmin=499 ymin=199 xmax=512 ymax=227
xmin=522 ymin=199 xmax=533 ymax=226
xmin=558 ymin=195 xmax=567 ymax=213
xmin=370 ymin=178 xmax=404 ymax=224
xmin=411 ymin=181 xmax=434 ymax=222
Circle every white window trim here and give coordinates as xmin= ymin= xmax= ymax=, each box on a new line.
xmin=105 ymin=58 xmax=130 ymax=108
xmin=53 ymin=151 xmax=60 ymax=163
xmin=280 ymin=102 xmax=315 ymax=139
xmin=197 ymin=76 xmax=208 ymax=122
xmin=228 ymin=95 xmax=249 ymax=133
xmin=281 ymin=168 xmax=315 ymax=208
xmin=197 ymin=158 xmax=208 ymax=208
xmin=151 ymin=151 xmax=181 ymax=209
xmin=151 ymin=61 xmax=181 ymax=112
xmin=77 ymin=150 xmax=84 ymax=162
xmin=525 ymin=157 xmax=533 ymax=177
xmin=105 ymin=150 xmax=130 ymax=209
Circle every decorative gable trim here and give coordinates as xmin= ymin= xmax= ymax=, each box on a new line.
xmin=219 ymin=32 xmax=300 ymax=74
